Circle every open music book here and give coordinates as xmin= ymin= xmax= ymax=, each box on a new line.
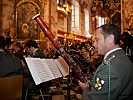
xmin=25 ymin=56 xmax=69 ymax=85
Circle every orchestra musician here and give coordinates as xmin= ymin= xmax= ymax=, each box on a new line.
xmin=79 ymin=24 xmax=133 ymax=100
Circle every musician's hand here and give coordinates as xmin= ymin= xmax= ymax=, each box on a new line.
xmin=78 ymin=80 xmax=89 ymax=90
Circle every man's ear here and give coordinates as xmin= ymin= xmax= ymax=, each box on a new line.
xmin=107 ymin=34 xmax=114 ymax=43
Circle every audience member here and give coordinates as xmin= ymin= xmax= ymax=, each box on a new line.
xmin=120 ymin=31 xmax=133 ymax=62
xmin=0 ymin=35 xmax=23 ymax=77
xmin=3 ymin=29 xmax=12 ymax=49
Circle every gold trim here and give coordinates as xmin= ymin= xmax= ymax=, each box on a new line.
xmin=16 ymin=0 xmax=41 ymax=13
xmin=57 ymin=6 xmax=68 ymax=16
xmin=111 ymin=11 xmax=121 ymax=18
xmin=39 ymin=0 xmax=47 ymax=4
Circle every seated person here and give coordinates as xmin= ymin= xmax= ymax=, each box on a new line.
xmin=0 ymin=35 xmax=23 ymax=77
xmin=23 ymin=40 xmax=50 ymax=99
xmin=12 ymin=41 xmax=24 ymax=60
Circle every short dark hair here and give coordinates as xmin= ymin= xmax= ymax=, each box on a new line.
xmin=0 ymin=35 xmax=6 ymax=49
xmin=13 ymin=42 xmax=23 ymax=50
xmin=98 ymin=24 xmax=120 ymax=44
xmin=25 ymin=40 xmax=38 ymax=48
xmin=120 ymin=32 xmax=133 ymax=47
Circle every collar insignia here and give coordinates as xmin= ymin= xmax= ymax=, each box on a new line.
xmin=95 ymin=77 xmax=105 ymax=91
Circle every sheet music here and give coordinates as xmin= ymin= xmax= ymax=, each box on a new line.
xmin=25 ymin=58 xmax=55 ymax=85
xmin=54 ymin=56 xmax=69 ymax=77
xmin=45 ymin=59 xmax=62 ymax=79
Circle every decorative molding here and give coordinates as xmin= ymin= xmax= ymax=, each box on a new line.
xmin=16 ymin=0 xmax=41 ymax=13
xmin=57 ymin=6 xmax=68 ymax=19
xmin=111 ymin=11 xmax=121 ymax=18
xmin=57 ymin=30 xmax=87 ymax=41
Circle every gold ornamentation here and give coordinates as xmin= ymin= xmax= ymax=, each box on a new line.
xmin=129 ymin=13 xmax=133 ymax=28
xmin=111 ymin=11 xmax=121 ymax=18
xmin=16 ymin=0 xmax=40 ymax=13
xmin=10 ymin=27 xmax=16 ymax=40
xmin=39 ymin=0 xmax=47 ymax=4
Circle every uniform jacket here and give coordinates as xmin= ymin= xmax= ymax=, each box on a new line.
xmin=0 ymin=51 xmax=23 ymax=77
xmin=83 ymin=49 xmax=133 ymax=100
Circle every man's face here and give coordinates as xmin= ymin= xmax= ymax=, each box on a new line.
xmin=93 ymin=28 xmax=109 ymax=55
xmin=27 ymin=47 xmax=33 ymax=55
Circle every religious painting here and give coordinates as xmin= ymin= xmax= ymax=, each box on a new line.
xmin=16 ymin=2 xmax=40 ymax=40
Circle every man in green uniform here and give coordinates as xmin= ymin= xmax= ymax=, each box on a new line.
xmin=79 ymin=24 xmax=133 ymax=100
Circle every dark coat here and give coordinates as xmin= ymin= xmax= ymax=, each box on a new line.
xmin=13 ymin=49 xmax=24 ymax=60
xmin=0 ymin=51 xmax=23 ymax=77
xmin=83 ymin=49 xmax=133 ymax=100
xmin=32 ymin=49 xmax=45 ymax=58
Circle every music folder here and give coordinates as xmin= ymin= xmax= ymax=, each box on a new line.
xmin=25 ymin=56 xmax=69 ymax=85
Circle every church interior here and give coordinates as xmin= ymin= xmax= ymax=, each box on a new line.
xmin=0 ymin=0 xmax=133 ymax=100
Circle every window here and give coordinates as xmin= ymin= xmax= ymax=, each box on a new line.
xmin=98 ymin=17 xmax=105 ymax=27
xmin=72 ymin=4 xmax=75 ymax=28
xmin=71 ymin=0 xmax=79 ymax=33
xmin=84 ymin=9 xmax=89 ymax=36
